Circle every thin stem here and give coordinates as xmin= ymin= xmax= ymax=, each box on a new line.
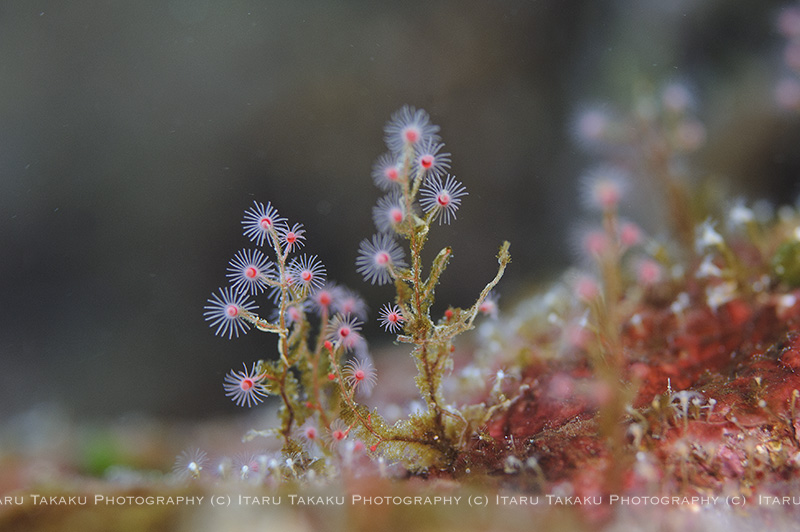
xmin=418 ymin=342 xmax=445 ymax=432
xmin=463 ymin=242 xmax=511 ymax=331
xmin=411 ymin=230 xmax=425 ymax=318
xmin=267 ymin=224 xmax=298 ymax=440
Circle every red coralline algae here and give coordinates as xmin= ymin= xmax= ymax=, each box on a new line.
xmin=469 ymin=292 xmax=800 ymax=499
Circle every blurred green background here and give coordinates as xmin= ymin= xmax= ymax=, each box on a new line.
xmin=1 ymin=0 xmax=798 ymax=419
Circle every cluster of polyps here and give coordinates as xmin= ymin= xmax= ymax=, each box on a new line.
xmin=344 ymin=106 xmax=510 ymax=467
xmin=357 ymin=106 xmax=467 ymax=295
xmin=200 ymin=106 xmax=509 ymax=473
xmin=357 ymin=106 xmax=496 ymax=337
xmin=202 ymin=194 xmax=390 ymax=469
xmin=203 ymin=199 xmax=376 ymax=406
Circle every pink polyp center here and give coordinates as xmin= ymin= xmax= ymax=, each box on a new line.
xmin=333 ymin=430 xmax=345 ymax=441
xmin=260 ymin=217 xmax=273 ymax=229
xmin=354 ymin=370 xmax=365 ymax=382
xmin=638 ymin=260 xmax=662 ymax=284
xmin=389 ymin=313 xmax=400 ymax=323
xmin=576 ymin=278 xmax=600 ymax=301
xmin=421 ymin=155 xmax=433 ymax=168
xmin=404 ymin=128 xmax=419 ymax=144
xmin=226 ymin=305 xmax=239 ymax=318
xmin=386 ymin=167 xmax=399 ymax=181
xmin=599 ymin=190 xmax=619 ymax=208
xmin=584 ymin=232 xmax=609 ymax=256
xmin=301 ymin=271 xmax=312 ymax=282
xmin=595 ymin=181 xmax=621 ymax=209
xmin=390 ymin=208 xmax=403 ymax=223
xmin=286 ymin=232 xmax=297 ymax=243
xmin=376 ymin=252 xmax=390 ymax=265
xmin=241 ymin=378 xmax=254 ymax=391
xmin=319 ymin=292 xmax=332 ymax=306
xmin=245 ymin=267 xmax=257 ymax=279
xmin=437 ymin=192 xmax=450 ymax=207
xmin=340 ymin=327 xmax=351 ymax=338
xmin=620 ymin=223 xmax=642 ymax=247
xmin=305 ymin=427 xmax=317 ymax=440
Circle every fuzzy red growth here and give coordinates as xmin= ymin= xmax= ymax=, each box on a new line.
xmin=780 ymin=346 xmax=800 ymax=370
xmin=469 ymin=290 xmax=800 ymax=495
xmin=324 ymin=340 xmax=333 ymax=351
xmin=327 ymin=373 xmax=336 ymax=381
xmin=444 ymin=309 xmax=454 ymax=320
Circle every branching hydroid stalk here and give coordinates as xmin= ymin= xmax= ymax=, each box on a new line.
xmin=206 ymin=106 xmax=510 ymax=471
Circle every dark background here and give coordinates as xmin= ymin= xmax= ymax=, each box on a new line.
xmin=1 ymin=0 xmax=798 ymax=419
